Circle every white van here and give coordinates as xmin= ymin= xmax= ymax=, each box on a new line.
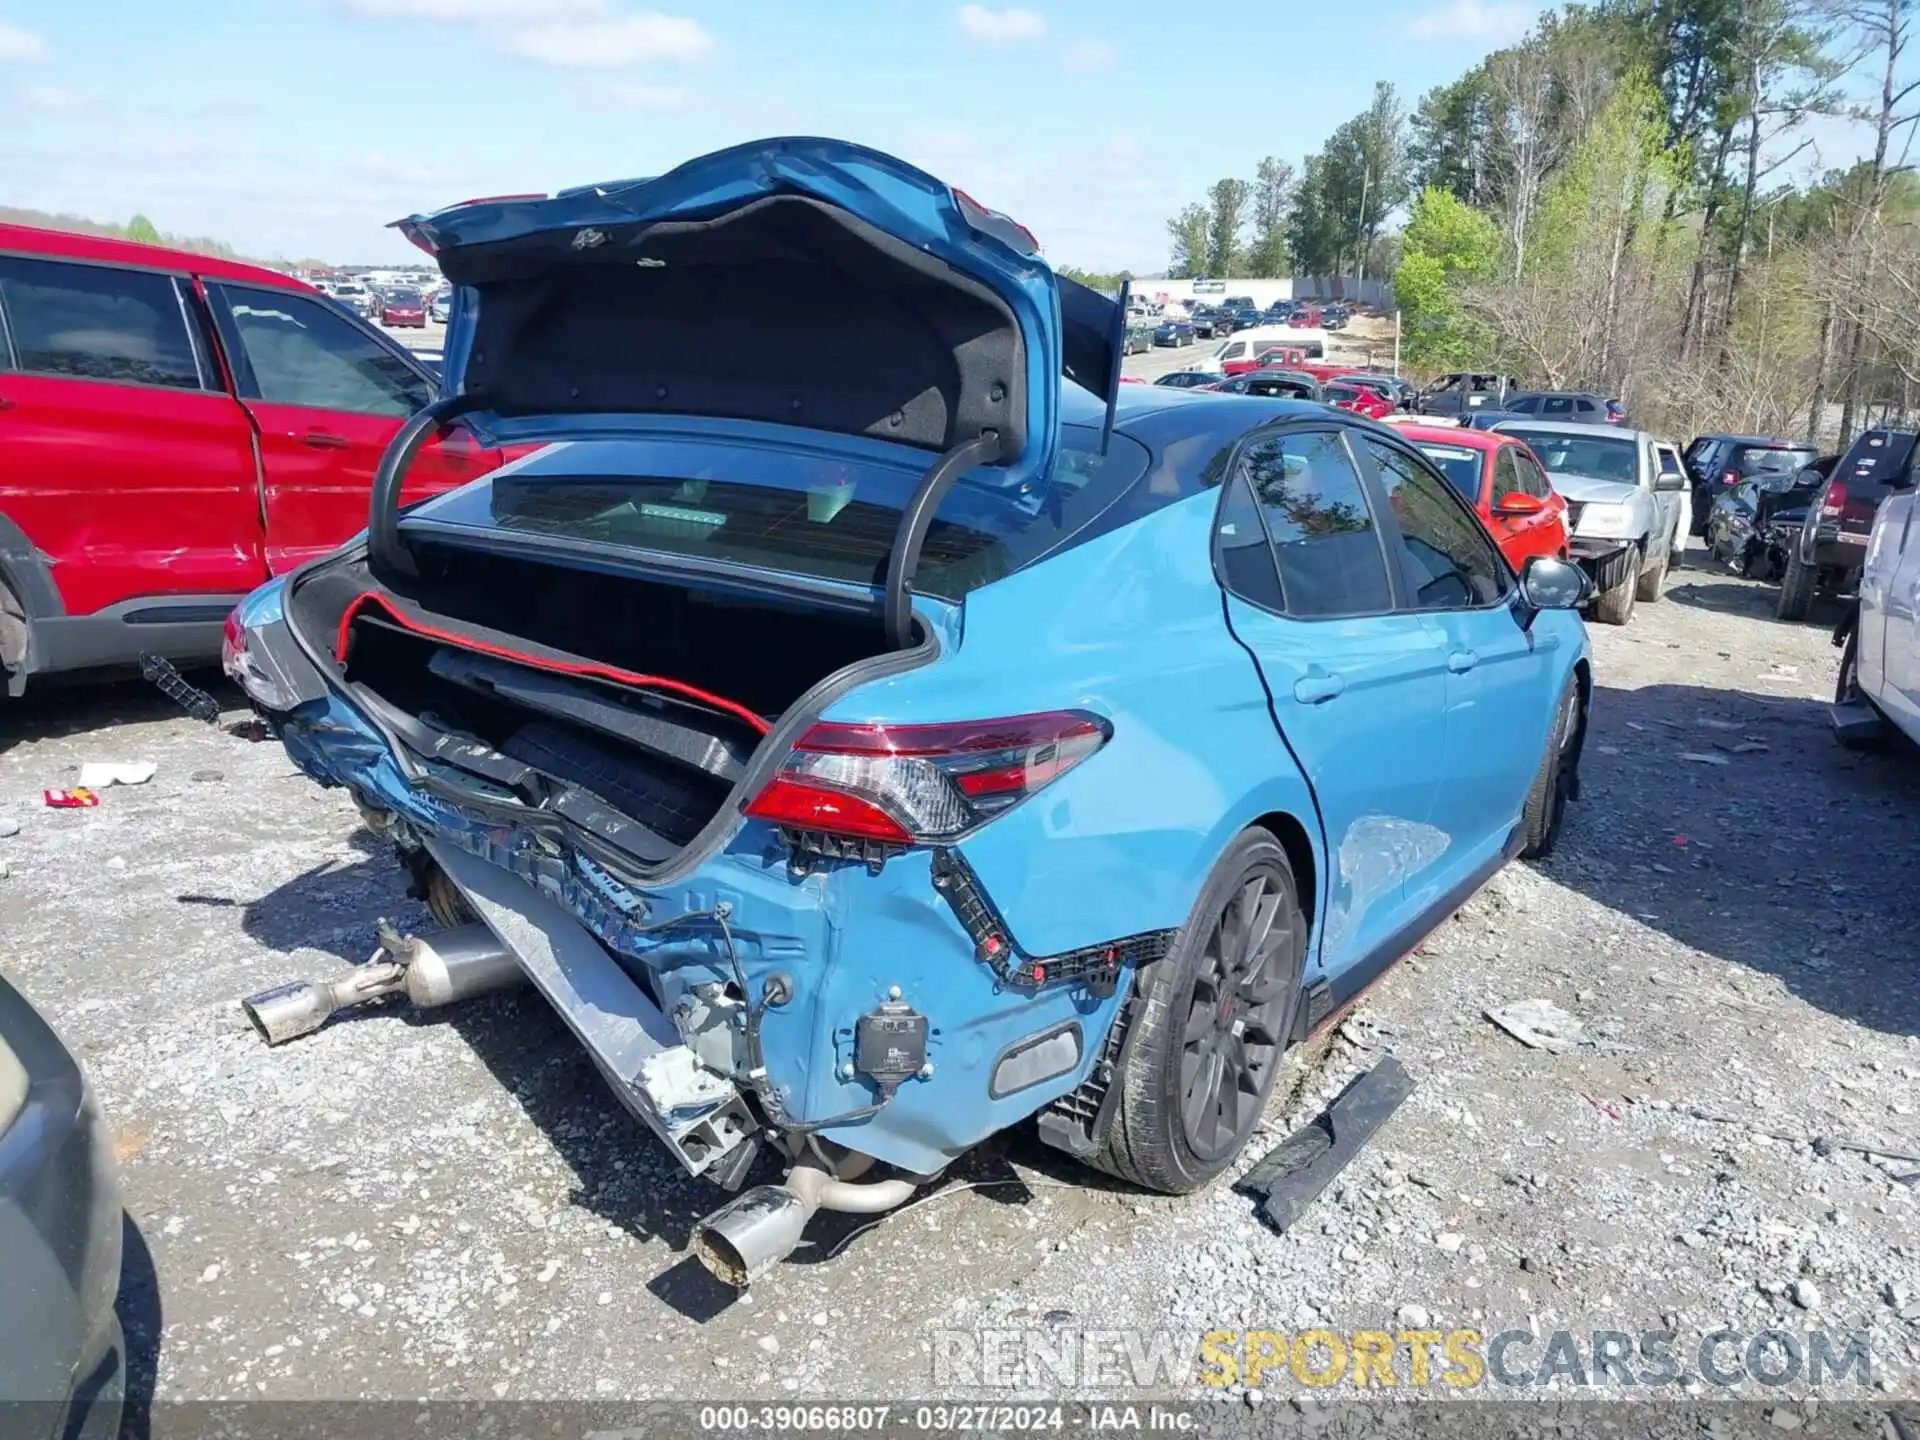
xmin=1193 ymin=326 xmax=1331 ymax=374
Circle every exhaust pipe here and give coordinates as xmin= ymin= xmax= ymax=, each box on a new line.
xmin=241 ymin=921 xmax=526 ymax=1045
xmin=690 ymin=1156 xmax=919 ymax=1287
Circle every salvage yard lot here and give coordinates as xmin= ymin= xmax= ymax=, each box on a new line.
xmin=2 ymin=558 xmax=1917 ymax=1405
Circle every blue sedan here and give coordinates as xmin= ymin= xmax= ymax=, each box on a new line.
xmin=226 ymin=137 xmax=1592 ymax=1286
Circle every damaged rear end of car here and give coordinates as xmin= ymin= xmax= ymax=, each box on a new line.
xmin=228 ymin=138 xmax=1150 ymax=1285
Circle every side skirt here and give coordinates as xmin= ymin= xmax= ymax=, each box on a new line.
xmin=1302 ymin=824 xmax=1525 ymax=1037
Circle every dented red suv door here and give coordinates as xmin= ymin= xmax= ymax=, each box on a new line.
xmin=206 ymin=281 xmax=487 ymax=574
xmin=0 ymin=223 xmax=502 ymax=693
xmin=0 ymin=245 xmax=268 ymax=677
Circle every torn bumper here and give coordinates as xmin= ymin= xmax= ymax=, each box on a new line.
xmin=274 ymin=690 xmax=1130 ymax=1178
xmin=1569 ymin=537 xmax=1635 ymax=594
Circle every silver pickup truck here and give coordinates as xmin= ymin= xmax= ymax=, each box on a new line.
xmin=1491 ymin=420 xmax=1691 ymax=624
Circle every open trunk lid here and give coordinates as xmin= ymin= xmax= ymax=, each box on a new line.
xmin=380 ymin=139 xmax=1127 ymax=646
xmin=400 ymin=138 xmax=1088 ymax=489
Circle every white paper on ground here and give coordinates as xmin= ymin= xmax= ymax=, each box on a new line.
xmin=76 ymin=762 xmax=157 ymax=789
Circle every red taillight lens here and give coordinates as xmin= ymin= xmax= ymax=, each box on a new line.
xmin=221 ymin=607 xmax=246 ymax=679
xmin=1723 ymin=469 xmax=1739 ymax=485
xmin=1822 ymin=481 xmax=1848 ymax=517
xmin=745 ymin=710 xmax=1111 ymax=844
xmin=743 ymin=776 xmax=914 ymax=843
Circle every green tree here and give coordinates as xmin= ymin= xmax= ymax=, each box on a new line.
xmin=1245 ymin=157 xmax=1294 ymax=276
xmin=1166 ymin=203 xmax=1211 ymax=277
xmin=1287 ymin=156 xmax=1343 ymax=275
xmin=1408 ymin=66 xmax=1495 ymax=204
xmin=1394 ymin=187 xmax=1501 ymax=367
xmin=1206 ymin=177 xmax=1251 ymax=276
xmin=125 ymin=214 xmax=162 ymax=245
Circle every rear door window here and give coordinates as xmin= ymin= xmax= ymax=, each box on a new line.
xmin=212 ymin=283 xmax=430 ymax=416
xmin=1235 ymin=429 xmax=1393 ymax=618
xmin=1541 ymin=396 xmax=1574 ymax=416
xmin=0 ymin=255 xmax=203 ymax=390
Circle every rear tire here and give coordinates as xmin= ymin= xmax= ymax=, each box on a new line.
xmin=1777 ymin=553 xmax=1815 ymax=620
xmin=1635 ymin=546 xmax=1667 ymax=602
xmin=1090 ymin=831 xmax=1304 ymax=1195
xmin=1592 ymin=549 xmax=1640 ymax=626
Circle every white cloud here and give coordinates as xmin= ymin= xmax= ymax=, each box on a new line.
xmin=359 ymin=151 xmax=432 ymax=183
xmin=21 ymin=83 xmax=83 ymax=113
xmin=1063 ymin=38 xmax=1114 ymax=71
xmin=504 ymin=12 xmax=711 ymax=66
xmin=1405 ymin=0 xmax=1539 ymax=43
xmin=609 ymin=82 xmax=688 ymax=109
xmin=0 ymin=19 xmax=49 ymax=60
xmin=343 ymin=0 xmax=711 ymax=69
xmin=957 ymin=5 xmax=1045 ymax=42
xmin=340 ymin=0 xmax=603 ymax=18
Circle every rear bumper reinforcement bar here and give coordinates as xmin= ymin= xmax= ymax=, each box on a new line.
xmin=425 ymin=837 xmax=760 ymax=1184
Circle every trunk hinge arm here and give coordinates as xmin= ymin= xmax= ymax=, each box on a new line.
xmin=881 ymin=432 xmax=1006 ymax=649
xmin=368 ymin=391 xmax=492 ymax=581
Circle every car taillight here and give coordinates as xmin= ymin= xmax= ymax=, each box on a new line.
xmin=745 ymin=710 xmax=1111 ymax=844
xmin=221 ymin=608 xmax=246 ymax=677
xmin=1822 ymin=481 xmax=1847 ymax=517
xmin=1723 ymin=469 xmax=1739 ymax=485
xmin=223 ymin=603 xmax=299 ymax=711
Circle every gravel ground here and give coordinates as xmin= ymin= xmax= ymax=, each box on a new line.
xmin=1 ymin=548 xmax=1917 ymax=1428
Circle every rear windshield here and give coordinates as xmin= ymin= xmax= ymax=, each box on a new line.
xmin=1499 ymin=429 xmax=1638 ymax=484
xmin=1735 ymin=445 xmax=1817 ymax=474
xmin=411 ymin=424 xmax=1151 ymax=602
xmin=1412 ymin=443 xmax=1483 ymax=503
xmin=1837 ymin=429 xmax=1916 ymax=491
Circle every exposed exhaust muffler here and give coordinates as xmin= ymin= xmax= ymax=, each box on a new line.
xmin=690 ymin=1155 xmax=919 ymax=1287
xmin=241 ymin=921 xmax=527 ymax=1045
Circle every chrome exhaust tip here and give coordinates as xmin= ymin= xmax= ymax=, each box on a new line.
xmin=239 ymin=922 xmax=526 ymax=1046
xmin=241 ymin=980 xmax=347 ymax=1046
xmin=690 ymin=1185 xmax=814 ymax=1288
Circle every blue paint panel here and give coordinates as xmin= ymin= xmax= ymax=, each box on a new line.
xmin=831 ymin=489 xmax=1325 ymax=959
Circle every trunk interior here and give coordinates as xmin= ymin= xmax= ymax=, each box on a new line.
xmin=289 ymin=541 xmax=900 ymax=863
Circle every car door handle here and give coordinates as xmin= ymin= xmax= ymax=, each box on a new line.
xmin=1448 ymin=649 xmax=1479 ymax=673
xmin=0 ymin=394 xmax=13 ymax=411
xmin=1293 ymin=672 xmax=1346 ymax=704
xmin=301 ymin=430 xmax=352 ymax=450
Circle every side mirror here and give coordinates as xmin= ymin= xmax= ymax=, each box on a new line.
xmin=1654 ymin=470 xmax=1686 ymax=493
xmin=1520 ymin=554 xmax=1591 ymax=612
xmin=1495 ymin=492 xmax=1547 ymax=516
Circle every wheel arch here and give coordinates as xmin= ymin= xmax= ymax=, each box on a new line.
xmin=1246 ymin=809 xmax=1317 ymax=935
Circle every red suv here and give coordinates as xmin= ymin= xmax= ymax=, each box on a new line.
xmin=0 ymin=224 xmax=507 ymax=694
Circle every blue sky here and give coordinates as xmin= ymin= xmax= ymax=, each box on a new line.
xmin=0 ymin=0 xmax=1883 ymax=269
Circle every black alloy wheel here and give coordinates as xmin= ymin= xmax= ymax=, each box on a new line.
xmin=1177 ymin=865 xmax=1296 ymax=1163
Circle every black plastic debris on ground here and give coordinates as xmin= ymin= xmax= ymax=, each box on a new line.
xmin=1234 ymin=1054 xmax=1414 ymax=1234
xmin=139 ymin=654 xmax=221 ymax=725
